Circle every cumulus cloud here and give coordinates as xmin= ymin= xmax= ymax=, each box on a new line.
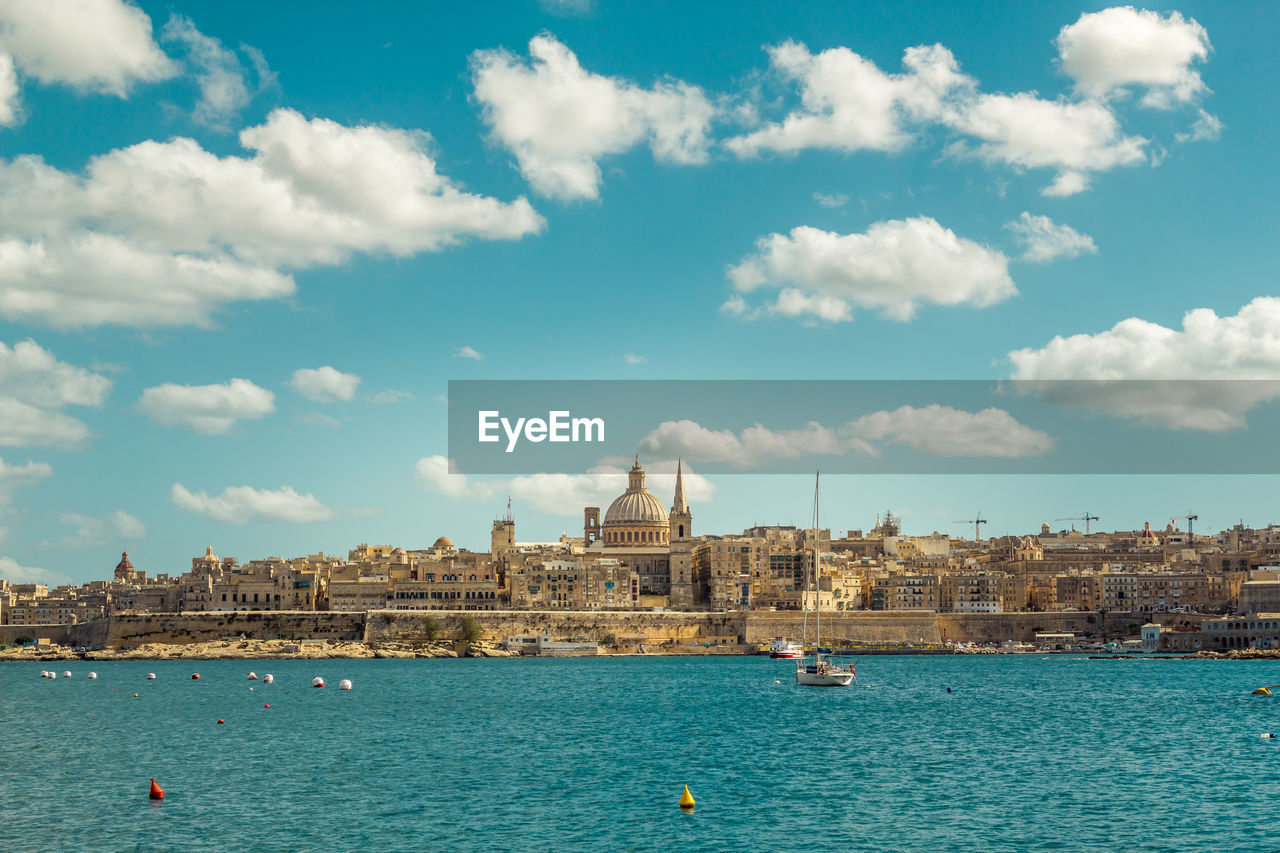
xmin=943 ymin=93 xmax=1146 ymax=196
xmin=0 ymin=54 xmax=19 ymax=126
xmin=0 ymin=108 xmax=543 ymax=328
xmin=0 ymin=0 xmax=176 ymax=97
xmin=727 ymin=42 xmax=971 ymax=157
xmin=843 ymin=405 xmax=1054 ymax=458
xmin=1056 ymin=7 xmax=1211 ymax=107
xmin=414 ymin=455 xmax=713 ymax=516
xmin=623 ymin=353 xmax=646 ymax=365
xmin=171 ymin=482 xmax=335 ymax=524
xmin=0 ymin=339 xmax=110 ymax=448
xmin=812 ymin=192 xmax=849 ymax=209
xmin=726 ymin=21 xmax=1187 ymax=196
xmin=138 ymin=378 xmax=274 ymax=434
xmin=0 ymin=457 xmax=52 ymax=504
xmin=1005 ymin=212 xmax=1097 ymax=263
xmin=0 ymin=555 xmax=72 ymax=586
xmin=415 ymin=455 xmax=492 ymax=500
xmin=160 ymin=14 xmax=273 ymax=131
xmin=640 ymin=419 xmax=865 ymax=468
xmin=1009 ymin=297 xmax=1280 ymax=430
xmin=472 ymin=34 xmax=715 ymax=200
xmin=46 ymin=510 xmax=145 ymax=548
xmin=454 ymin=346 xmax=484 ymax=361
xmin=726 ymin=217 xmax=1014 ymax=323
xmin=289 ymin=366 xmax=361 ymax=403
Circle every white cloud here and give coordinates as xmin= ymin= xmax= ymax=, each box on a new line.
xmin=641 ymin=419 xmax=861 ymax=468
xmin=812 ymin=192 xmax=849 ymax=209
xmin=843 ymin=405 xmax=1054 ymax=458
xmin=0 ymin=54 xmax=19 ymax=126
xmin=729 ymin=32 xmax=1161 ymax=196
xmin=1176 ymin=108 xmax=1223 ymax=143
xmin=171 ymin=482 xmax=335 ymax=524
xmin=1005 ymin=212 xmax=1097 ymax=263
xmin=472 ymin=34 xmax=715 ymax=200
xmin=1009 ymin=297 xmax=1280 ymax=430
xmin=138 ymin=378 xmax=274 ymax=434
xmin=453 ymin=346 xmax=484 ymax=361
xmin=371 ymin=390 xmax=414 ymax=405
xmin=727 ymin=42 xmax=970 ymax=157
xmin=943 ymin=93 xmax=1147 ymax=196
xmin=726 ymin=217 xmax=1014 ymax=323
xmin=415 ymin=455 xmax=494 ymax=501
xmin=0 ymin=338 xmax=111 ymax=408
xmin=0 ymin=339 xmax=110 ymax=448
xmin=47 ymin=510 xmax=145 ymax=548
xmin=0 ymin=0 xmax=176 ymax=97
xmin=0 ymin=456 xmax=51 ymax=504
xmin=1056 ymin=7 xmax=1211 ymax=107
xmin=160 ymin=14 xmax=267 ymax=131
xmin=623 ymin=353 xmax=646 ymax=365
xmin=0 ymin=108 xmax=543 ymax=328
xmin=289 ymin=366 xmax=361 ymax=403
xmin=0 ymin=233 xmax=294 ymax=329
xmin=0 ymin=555 xmax=72 ymax=586
xmin=414 ymin=455 xmax=713 ymax=517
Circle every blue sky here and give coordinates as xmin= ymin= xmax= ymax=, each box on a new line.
xmin=0 ymin=1 xmax=1276 ymax=584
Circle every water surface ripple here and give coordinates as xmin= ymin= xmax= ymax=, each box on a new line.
xmin=1 ymin=656 xmax=1276 ymax=852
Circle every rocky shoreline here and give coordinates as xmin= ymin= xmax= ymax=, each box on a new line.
xmin=0 ymin=638 xmax=518 ymax=661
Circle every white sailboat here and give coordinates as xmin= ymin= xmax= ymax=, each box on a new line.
xmin=796 ymin=473 xmax=855 ymax=687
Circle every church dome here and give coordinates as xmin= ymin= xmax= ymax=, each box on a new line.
xmin=604 ymin=459 xmax=669 ymax=526
xmin=433 ymin=536 xmax=453 ymax=549
xmin=605 ymin=489 xmax=669 ymax=525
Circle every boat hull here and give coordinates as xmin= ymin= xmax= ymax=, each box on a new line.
xmin=770 ymin=650 xmax=803 ymax=659
xmin=795 ymin=669 xmax=854 ymax=686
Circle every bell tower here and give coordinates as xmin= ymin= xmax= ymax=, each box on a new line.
xmin=669 ymin=459 xmax=692 ymax=542
xmin=668 ymin=460 xmax=697 ymax=608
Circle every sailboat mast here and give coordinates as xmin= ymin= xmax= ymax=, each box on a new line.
xmin=814 ymin=472 xmax=820 ymax=657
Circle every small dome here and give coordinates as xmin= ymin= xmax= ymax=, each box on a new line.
xmin=392 ymin=547 xmax=406 ymax=555
xmin=433 ymin=536 xmax=453 ymax=549
xmin=199 ymin=545 xmax=219 ymax=563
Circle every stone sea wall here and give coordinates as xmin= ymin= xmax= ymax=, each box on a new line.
xmin=2 ymin=608 xmax=1184 ymax=651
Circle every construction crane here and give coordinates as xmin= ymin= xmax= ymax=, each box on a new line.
xmin=954 ymin=512 xmax=987 ymax=542
xmin=1056 ymin=512 xmax=1100 ymax=535
xmin=1185 ymin=511 xmax=1198 ymax=543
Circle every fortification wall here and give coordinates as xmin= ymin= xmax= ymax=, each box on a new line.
xmin=743 ymin=612 xmax=942 ymax=644
xmin=104 ymin=611 xmax=365 ymax=647
xmin=364 ymin=609 xmax=746 ymax=643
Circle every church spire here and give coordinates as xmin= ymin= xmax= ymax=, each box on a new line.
xmin=672 ymin=458 xmax=687 ymax=513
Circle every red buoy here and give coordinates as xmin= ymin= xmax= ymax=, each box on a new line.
xmin=217 ymin=719 xmax=224 ymax=724
xmin=191 ymin=673 xmax=200 ymax=680
xmin=263 ymin=704 xmax=270 ymax=709
xmin=149 ymin=778 xmax=164 ymax=800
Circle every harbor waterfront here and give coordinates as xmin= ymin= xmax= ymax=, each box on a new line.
xmin=3 ymin=655 xmax=1280 ymax=852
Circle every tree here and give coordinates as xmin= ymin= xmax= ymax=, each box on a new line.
xmin=420 ymin=616 xmax=442 ymax=642
xmin=459 ymin=615 xmax=482 ymax=645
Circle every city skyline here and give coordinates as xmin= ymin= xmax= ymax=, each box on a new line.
xmin=1 ymin=1 xmax=1278 ymax=585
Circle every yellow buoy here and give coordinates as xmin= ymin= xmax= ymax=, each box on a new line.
xmin=679 ymin=785 xmax=695 ymax=810
xmin=1254 ymin=687 xmax=1273 ymax=695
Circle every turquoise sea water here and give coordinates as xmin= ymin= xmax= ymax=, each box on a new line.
xmin=2 ymin=655 xmax=1279 ymax=852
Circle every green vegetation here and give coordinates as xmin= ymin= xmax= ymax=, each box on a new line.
xmin=420 ymin=616 xmax=442 ymax=641
xmin=458 ymin=615 xmax=482 ymax=644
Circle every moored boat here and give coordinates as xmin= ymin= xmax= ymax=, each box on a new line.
xmin=768 ymin=638 xmax=804 ymax=659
